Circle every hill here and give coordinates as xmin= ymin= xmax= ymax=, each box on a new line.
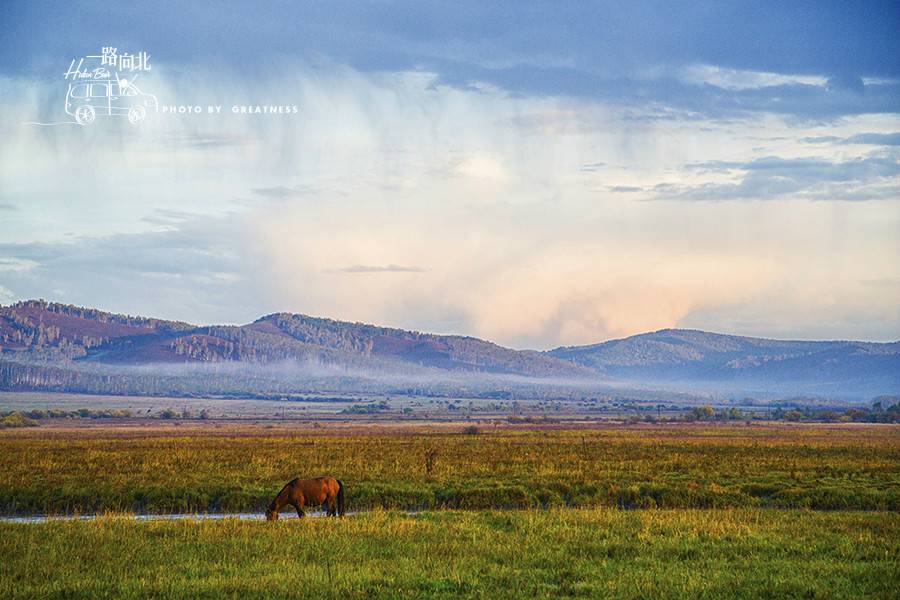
xmin=549 ymin=328 xmax=900 ymax=396
xmin=2 ymin=301 xmax=897 ymax=398
xmin=0 ymin=300 xmax=585 ymax=377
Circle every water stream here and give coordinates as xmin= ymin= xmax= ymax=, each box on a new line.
xmin=0 ymin=511 xmax=348 ymax=523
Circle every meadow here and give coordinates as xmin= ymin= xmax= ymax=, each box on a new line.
xmin=2 ymin=509 xmax=898 ymax=599
xmin=1 ymin=422 xmax=898 ymax=514
xmin=2 ymin=422 xmax=899 ymax=598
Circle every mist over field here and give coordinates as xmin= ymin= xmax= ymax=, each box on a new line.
xmin=1 ymin=300 xmax=897 ymax=403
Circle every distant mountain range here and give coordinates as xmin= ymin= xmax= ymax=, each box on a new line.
xmin=0 ymin=300 xmax=585 ymax=377
xmin=1 ymin=300 xmax=898 ymax=398
xmin=550 ymin=328 xmax=900 ymax=397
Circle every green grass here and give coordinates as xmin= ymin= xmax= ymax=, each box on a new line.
xmin=1 ymin=509 xmax=897 ymax=599
xmin=2 ymin=424 xmax=898 ymax=597
xmin=1 ymin=424 xmax=898 ymax=514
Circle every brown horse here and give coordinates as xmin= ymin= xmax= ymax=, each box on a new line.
xmin=265 ymin=477 xmax=345 ymax=520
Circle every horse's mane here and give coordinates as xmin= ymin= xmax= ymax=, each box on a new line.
xmin=268 ymin=479 xmax=298 ymax=511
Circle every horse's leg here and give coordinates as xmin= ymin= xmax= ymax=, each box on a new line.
xmin=327 ymin=496 xmax=336 ymax=517
xmin=292 ymin=501 xmax=305 ymax=518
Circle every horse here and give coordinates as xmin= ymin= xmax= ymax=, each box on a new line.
xmin=265 ymin=477 xmax=345 ymax=520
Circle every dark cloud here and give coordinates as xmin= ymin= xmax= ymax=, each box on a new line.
xmin=6 ymin=3 xmax=899 ymax=79
xmin=0 ymin=203 xmax=17 ymax=211
xmin=826 ymin=73 xmax=866 ymax=93
xmin=437 ymin=60 xmax=899 ymax=119
xmin=608 ymin=186 xmax=643 ymax=193
xmin=3 ymin=3 xmax=898 ymax=120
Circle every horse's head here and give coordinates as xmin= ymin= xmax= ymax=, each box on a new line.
xmin=265 ymin=508 xmax=278 ymax=521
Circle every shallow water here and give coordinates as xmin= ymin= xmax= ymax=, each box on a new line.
xmin=0 ymin=511 xmax=343 ymax=524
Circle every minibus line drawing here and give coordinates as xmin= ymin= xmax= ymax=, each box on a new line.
xmin=65 ymin=79 xmax=158 ymax=125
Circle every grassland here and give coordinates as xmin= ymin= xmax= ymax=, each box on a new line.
xmin=2 ymin=422 xmax=898 ymax=598
xmin=1 ymin=423 xmax=898 ymax=514
xmin=2 ymin=509 xmax=898 ymax=599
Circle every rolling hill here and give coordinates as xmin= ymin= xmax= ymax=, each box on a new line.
xmin=1 ymin=301 xmax=897 ymax=398
xmin=0 ymin=300 xmax=586 ymax=377
xmin=549 ymin=328 xmax=900 ymax=396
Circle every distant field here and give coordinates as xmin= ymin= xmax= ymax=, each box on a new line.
xmin=1 ymin=509 xmax=897 ymax=599
xmin=0 ymin=390 xmax=624 ymax=420
xmin=1 ymin=422 xmax=897 ymax=514
xmin=0 ymin=391 xmax=365 ymax=419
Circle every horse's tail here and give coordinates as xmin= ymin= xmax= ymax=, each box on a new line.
xmin=336 ymin=479 xmax=346 ymax=516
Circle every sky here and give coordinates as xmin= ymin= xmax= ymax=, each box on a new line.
xmin=0 ymin=1 xmax=898 ymax=349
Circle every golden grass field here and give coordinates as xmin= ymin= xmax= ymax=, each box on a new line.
xmin=1 ymin=420 xmax=898 ymax=598
xmin=1 ymin=421 xmax=898 ymax=513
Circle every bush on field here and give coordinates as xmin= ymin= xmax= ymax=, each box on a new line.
xmin=0 ymin=412 xmax=38 ymax=428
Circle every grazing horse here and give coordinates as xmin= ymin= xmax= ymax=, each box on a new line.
xmin=265 ymin=477 xmax=345 ymax=520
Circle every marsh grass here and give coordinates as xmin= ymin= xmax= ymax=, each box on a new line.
xmin=1 ymin=509 xmax=897 ymax=599
xmin=1 ymin=424 xmax=898 ymax=514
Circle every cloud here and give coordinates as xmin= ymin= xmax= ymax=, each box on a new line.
xmin=842 ymin=133 xmax=900 ymax=146
xmin=163 ymin=133 xmax=253 ymax=149
xmin=2 ymin=184 xmax=898 ymax=347
xmin=434 ymin=61 xmax=900 ymax=120
xmin=1 ymin=55 xmax=898 ymax=346
xmin=454 ymin=154 xmax=508 ymax=182
xmin=0 ymin=258 xmax=38 ymax=272
xmin=0 ymin=218 xmax=265 ymax=325
xmin=3 ymin=4 xmax=898 ymax=122
xmin=335 ymin=264 xmax=426 ymax=273
xmin=141 ymin=209 xmax=199 ymax=226
xmin=8 ymin=3 xmax=899 ymax=80
xmin=801 ymin=136 xmax=842 ymax=144
xmin=827 ymin=73 xmax=866 ymax=93
xmin=0 ymin=203 xmax=16 ymax=211
xmin=658 ymin=155 xmax=900 ymax=201
xmin=862 ymin=277 xmax=900 ymax=289
xmin=679 ymin=64 xmax=827 ymax=91
xmin=803 ymin=132 xmax=900 ymax=146
xmin=251 ymin=185 xmax=318 ymax=199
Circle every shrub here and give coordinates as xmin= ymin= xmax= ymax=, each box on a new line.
xmin=0 ymin=412 xmax=38 ymax=428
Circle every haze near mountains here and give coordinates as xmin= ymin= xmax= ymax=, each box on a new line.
xmin=1 ymin=301 xmax=897 ymax=399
